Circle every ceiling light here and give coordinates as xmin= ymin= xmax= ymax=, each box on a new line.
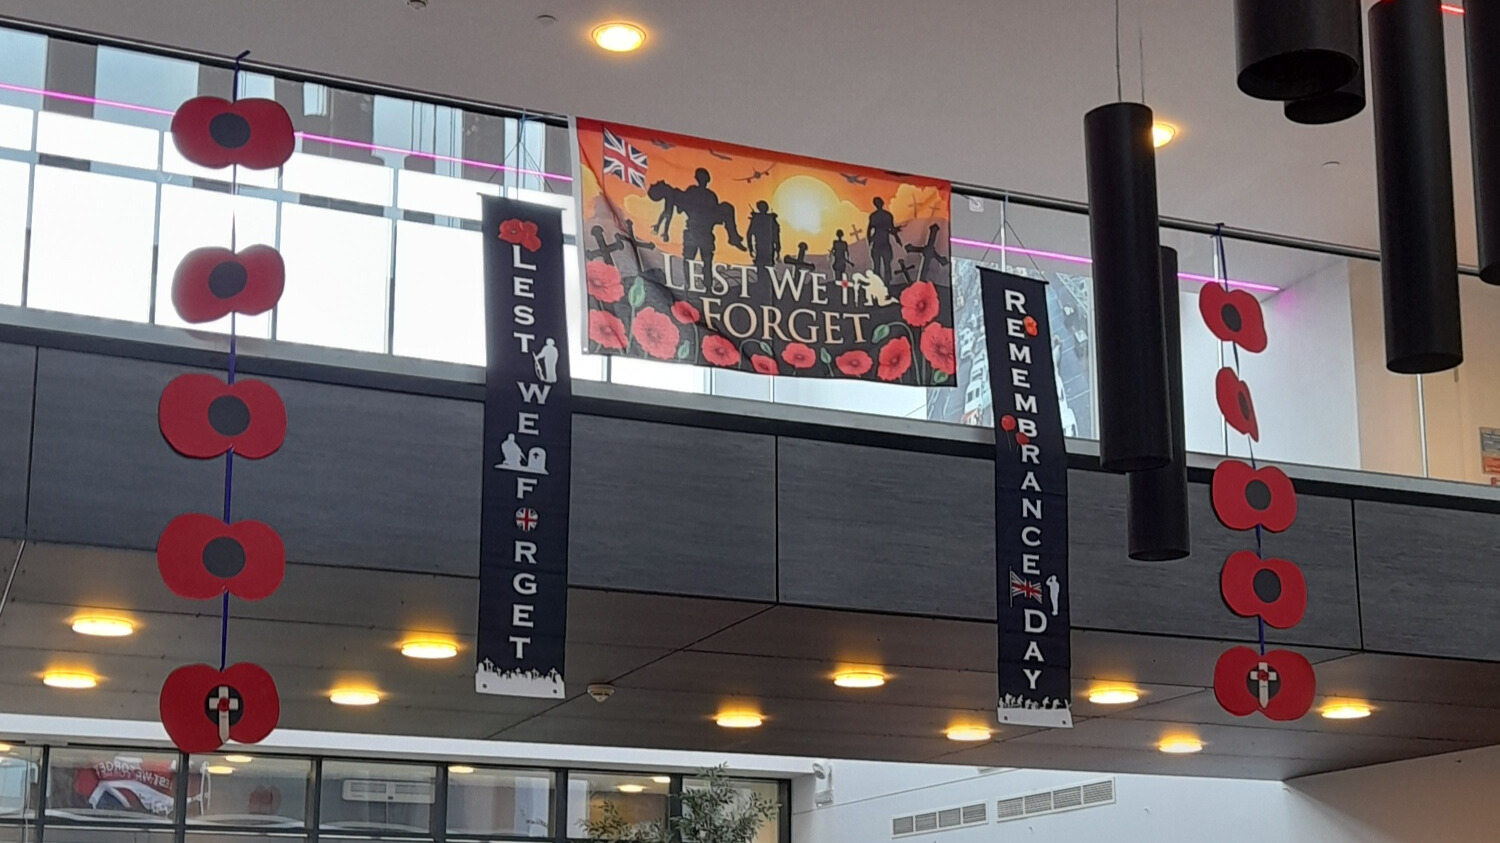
xmin=945 ymin=726 xmax=993 ymax=742
xmin=592 ymin=22 xmax=647 ymax=53
xmin=715 ymin=712 xmax=763 ymax=729
xmin=833 ymin=670 xmax=886 ymax=689
xmin=1151 ymin=122 xmax=1178 ymax=149
xmin=1158 ymin=736 xmax=1203 ymax=754
xmin=1320 ymin=701 xmax=1373 ymax=720
xmin=401 ymin=639 xmax=458 ymax=660
xmin=652 ymin=776 xmax=671 ymax=784
xmin=329 ymin=688 xmax=381 ymax=706
xmin=223 ymin=755 xmax=253 ymax=764
xmin=203 ymin=764 xmax=235 ymax=775
xmin=617 ymin=784 xmax=646 ymax=794
xmin=1088 ymin=687 xmax=1141 ymax=705
xmin=72 ymin=616 xmax=135 ymax=637
xmin=450 ymin=765 xmax=475 ymax=775
xmin=0 ymin=744 xmax=12 ymax=753
xmin=42 ymin=671 xmax=97 ymax=689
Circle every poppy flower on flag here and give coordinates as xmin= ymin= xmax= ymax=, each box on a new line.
xmin=672 ymin=300 xmax=702 ymax=324
xmin=1215 ymin=367 xmax=1259 ymax=441
xmin=585 ymin=261 xmax=625 ymax=303
xmin=631 ymin=308 xmax=680 ymax=360
xmin=498 ymin=218 xmax=542 ymax=252
xmin=1211 ymin=459 xmax=1297 ymax=532
xmin=900 ymin=281 xmax=940 ymax=327
xmin=1213 ymin=646 xmax=1315 ymax=721
xmin=782 ymin=342 xmax=817 ymax=369
xmin=171 ymin=97 xmax=295 ymax=170
xmin=1220 ymin=550 xmax=1307 ymax=629
xmin=588 ymin=310 xmax=628 ymax=351
xmin=920 ymin=324 xmax=957 ymax=375
xmin=172 ymin=245 xmax=285 ymax=324
xmin=751 ymin=354 xmax=779 ymax=375
xmin=160 ymin=662 xmax=280 ymax=753
xmin=835 ymin=350 xmax=872 ymax=377
xmin=701 ymin=334 xmax=740 ymax=367
xmin=1199 ymin=283 xmax=1267 ymax=353
xmin=878 ymin=337 xmax=912 ymax=381
xmin=159 ymin=374 xmax=286 ymax=460
xmin=157 ymin=513 xmax=285 ymax=601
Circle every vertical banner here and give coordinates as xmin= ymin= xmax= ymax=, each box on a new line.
xmin=980 ymin=267 xmax=1073 ymax=728
xmin=477 ymin=197 xmax=571 ymax=699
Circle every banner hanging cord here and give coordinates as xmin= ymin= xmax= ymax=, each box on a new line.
xmin=218 ymin=49 xmax=251 ymax=672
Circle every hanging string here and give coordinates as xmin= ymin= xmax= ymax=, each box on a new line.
xmin=1115 ymin=0 xmax=1124 ymax=102
xmin=1138 ymin=14 xmax=1147 ymax=103
xmin=219 ymin=49 xmax=251 ymax=672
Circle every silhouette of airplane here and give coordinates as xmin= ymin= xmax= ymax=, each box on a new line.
xmin=735 ymin=165 xmax=775 ymax=183
xmin=839 ymin=172 xmax=868 ymax=185
xmin=650 ymin=139 xmax=676 ymax=150
xmin=707 ymin=149 xmax=734 ymax=161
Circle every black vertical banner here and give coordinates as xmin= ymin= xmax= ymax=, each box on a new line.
xmin=980 ymin=267 xmax=1073 ymax=728
xmin=477 ymin=197 xmax=571 ymax=699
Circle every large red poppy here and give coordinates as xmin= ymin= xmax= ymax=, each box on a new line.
xmin=920 ymin=325 xmax=957 ymax=375
xmin=1211 ymin=459 xmax=1297 ymax=532
xmin=672 ymin=301 xmax=702 ymax=324
xmin=1199 ymin=283 xmax=1267 ymax=353
xmin=702 ymin=334 xmax=740 ymax=367
xmin=160 ymin=662 xmax=280 ymax=754
xmin=171 ymin=97 xmax=295 ymax=171
xmin=159 ymin=375 xmax=286 ymax=460
xmin=1215 ymin=367 xmax=1259 ymax=441
xmin=900 ymin=281 xmax=940 ymax=327
xmin=172 ymin=245 xmax=284 ymax=324
xmin=586 ymin=261 xmax=624 ymax=303
xmin=498 ymin=218 xmax=542 ymax=252
xmin=751 ymin=354 xmax=779 ymax=375
xmin=157 ymin=513 xmax=285 ymax=601
xmin=631 ymin=308 xmax=680 ymax=360
xmin=1220 ymin=550 xmax=1307 ymax=629
xmin=835 ymin=350 xmax=872 ymax=377
xmin=588 ymin=310 xmax=628 ymax=351
xmin=782 ymin=342 xmax=817 ymax=369
xmin=1213 ymin=646 xmax=1315 ymax=721
xmin=878 ymin=337 xmax=912 ymax=381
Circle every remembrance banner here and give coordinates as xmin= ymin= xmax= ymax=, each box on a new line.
xmin=477 ymin=197 xmax=572 ymax=699
xmin=980 ymin=266 xmax=1073 ymax=728
xmin=577 ymin=118 xmax=956 ymax=385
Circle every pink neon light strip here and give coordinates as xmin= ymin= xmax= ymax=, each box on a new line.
xmin=1443 ymin=4 xmax=1464 ymax=14
xmin=0 ymin=80 xmax=572 ymax=182
xmin=950 ymin=236 xmax=1281 ymax=293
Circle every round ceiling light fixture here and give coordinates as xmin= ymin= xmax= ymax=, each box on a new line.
xmin=1151 ymin=122 xmax=1178 ymax=149
xmin=401 ymin=639 xmax=458 ymax=660
xmin=945 ymin=725 xmax=993 ymax=742
xmin=329 ymin=688 xmax=381 ymax=706
xmin=450 ymin=765 xmax=476 ymax=775
xmin=42 ymin=671 xmax=98 ymax=689
xmin=833 ymin=670 xmax=887 ymax=689
xmin=203 ymin=765 xmax=236 ymax=775
xmin=652 ymin=776 xmax=672 ymax=784
xmin=1158 ymin=736 xmax=1204 ymax=754
xmin=715 ymin=711 xmax=764 ymax=729
xmin=0 ymin=744 xmax=12 ymax=753
xmin=617 ymin=784 xmax=647 ymax=794
xmin=223 ymin=755 xmax=254 ymax=764
xmin=1087 ymin=686 xmax=1141 ymax=705
xmin=71 ymin=616 xmax=135 ymax=637
xmin=592 ymin=22 xmax=647 ymax=53
xmin=1320 ymin=701 xmax=1373 ymax=720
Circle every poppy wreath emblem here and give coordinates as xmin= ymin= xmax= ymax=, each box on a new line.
xmin=1215 ymin=367 xmax=1259 ymax=441
xmin=1211 ymin=459 xmax=1297 ymax=532
xmin=159 ymin=374 xmax=287 ymax=460
xmin=172 ymin=245 xmax=285 ymax=324
xmin=171 ymin=97 xmax=295 ymax=170
xmin=499 ymin=218 xmax=542 ymax=252
xmin=157 ymin=513 xmax=285 ymax=601
xmin=1220 ymin=550 xmax=1307 ymax=629
xmin=1213 ymin=646 xmax=1315 ymax=721
xmin=1199 ymin=283 xmax=1267 ymax=352
xmin=160 ymin=662 xmax=280 ymax=753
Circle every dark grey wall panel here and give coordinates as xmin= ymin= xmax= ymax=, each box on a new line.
xmin=1357 ymin=500 xmax=1500 ymax=659
xmin=777 ymin=438 xmax=996 ymax=619
xmin=1070 ymin=470 xmax=1361 ymax=649
xmin=0 ymin=343 xmax=36 ymax=539
xmin=568 ymin=415 xmax=776 ymax=601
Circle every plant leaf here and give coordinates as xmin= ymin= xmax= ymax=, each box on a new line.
xmin=819 ymin=347 xmax=832 ymax=364
xmin=676 ymin=339 xmax=694 ymax=360
xmin=933 ymin=370 xmax=950 ymax=384
xmin=757 ymin=340 xmax=773 ymax=355
xmin=628 ymin=277 xmax=646 ymax=308
xmin=872 ymin=323 xmax=891 ymax=343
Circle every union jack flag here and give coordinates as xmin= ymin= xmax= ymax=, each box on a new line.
xmin=1009 ymin=570 xmax=1042 ymax=603
xmin=602 ymin=128 xmax=649 ymax=188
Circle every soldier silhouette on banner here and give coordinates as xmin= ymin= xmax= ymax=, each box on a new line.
xmin=654 ymin=168 xmax=744 ymax=269
xmin=830 ymin=230 xmax=852 ymax=283
xmin=746 ymin=200 xmax=781 ymax=283
xmin=867 ymin=197 xmax=902 ymax=280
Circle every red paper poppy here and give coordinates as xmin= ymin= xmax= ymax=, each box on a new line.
xmin=1199 ymin=283 xmax=1267 ymax=353
xmin=1211 ymin=459 xmax=1297 ymax=532
xmin=498 ymin=218 xmax=542 ymax=252
xmin=588 ymin=310 xmax=628 ymax=351
xmin=900 ymin=281 xmax=940 ymax=327
xmin=1220 ymin=550 xmax=1307 ymax=629
xmin=835 ymin=350 xmax=873 ymax=377
xmin=702 ymin=334 xmax=740 ymax=367
xmin=751 ymin=354 xmax=779 ymax=375
xmin=878 ymin=337 xmax=912 ymax=382
xmin=1213 ymin=646 xmax=1315 ymax=721
xmin=157 ymin=513 xmax=285 ymax=601
xmin=159 ymin=375 xmax=286 ymax=460
xmin=920 ymin=325 xmax=957 ymax=375
xmin=1000 ymin=414 xmax=1017 ymax=432
xmin=160 ymin=662 xmax=280 ymax=754
xmin=782 ymin=342 xmax=817 ymax=369
xmin=631 ymin=307 xmax=680 ymax=360
xmin=171 ymin=97 xmax=295 ymax=171
xmin=672 ymin=301 xmax=702 ymax=324
xmin=1215 ymin=367 xmax=1259 ymax=441
xmin=172 ymin=245 xmax=284 ymax=324
xmin=586 ymin=261 xmax=624 ymax=303
xmin=1023 ymin=316 xmax=1039 ymax=337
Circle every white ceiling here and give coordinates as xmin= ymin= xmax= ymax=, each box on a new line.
xmin=0 ymin=0 xmax=1482 ymax=263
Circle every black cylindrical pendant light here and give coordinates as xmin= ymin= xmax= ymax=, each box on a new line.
xmin=1369 ymin=0 xmax=1463 ymax=374
xmin=1466 ymin=0 xmax=1500 ymax=285
xmin=1284 ymin=25 xmax=1365 ymax=125
xmin=1127 ymin=246 xmax=1189 ymax=562
xmin=1235 ymin=0 xmax=1362 ymax=101
xmin=1085 ymin=102 xmax=1172 ymax=473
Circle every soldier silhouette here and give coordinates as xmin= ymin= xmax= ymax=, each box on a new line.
xmin=746 ymin=200 xmax=781 ymax=282
xmin=830 ymin=230 xmax=852 ymax=281
xmin=867 ymin=197 xmax=902 ymax=281
xmin=904 ymin=223 xmax=950 ymax=282
xmin=677 ymin=167 xmax=744 ymax=269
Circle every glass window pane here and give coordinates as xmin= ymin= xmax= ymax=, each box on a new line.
xmin=46 ymin=748 xmax=181 ymax=824
xmin=275 ymin=204 xmax=392 ymax=353
xmin=0 ymin=744 xmax=40 ymax=819
xmin=681 ymin=778 xmax=780 ymax=843
xmin=0 ymin=27 xmax=47 ymax=109
xmin=35 ymin=112 xmax=160 ymax=170
xmin=566 ymin=773 xmax=668 ymax=839
xmin=40 ymin=829 xmax=174 ymax=843
xmin=161 ymin=140 xmax=279 ymax=189
xmin=93 ymin=46 xmax=196 ymax=131
xmin=27 ymin=166 xmax=156 ymax=321
xmin=395 ymin=170 xmax=497 ymax=220
xmin=282 ymin=154 xmax=393 ymax=207
xmin=391 ymin=221 xmax=484 ymax=365
xmin=444 ymin=766 xmax=551 ymax=838
xmin=154 ymin=185 xmax=278 ymax=338
xmin=0 ymin=159 xmax=28 ymax=306
xmin=318 ymin=761 xmax=434 ymax=834
xmin=187 ymin=754 xmax=311 ymax=828
xmin=0 ymin=103 xmax=33 ymax=150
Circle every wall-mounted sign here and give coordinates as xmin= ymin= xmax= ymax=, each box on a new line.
xmin=1481 ymin=427 xmax=1500 ymax=475
xmin=577 ymin=118 xmax=955 ymax=385
xmin=477 ymin=197 xmax=572 ymax=699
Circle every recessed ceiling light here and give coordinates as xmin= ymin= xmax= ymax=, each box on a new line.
xmin=1151 ymin=121 xmax=1178 ymax=149
xmin=1158 ymin=736 xmax=1203 ymax=754
xmin=716 ymin=712 xmax=763 ymax=729
xmin=0 ymin=744 xmax=12 ymax=753
xmin=833 ymin=670 xmax=887 ymax=689
xmin=72 ymin=616 xmax=134 ymax=637
xmin=1088 ymin=687 xmax=1141 ymax=705
xmin=401 ymin=639 xmax=458 ymax=660
xmin=42 ymin=671 xmax=97 ymax=689
xmin=203 ymin=765 xmax=235 ymax=775
xmin=617 ymin=784 xmax=647 ymax=794
xmin=945 ymin=726 xmax=993 ymax=742
xmin=329 ymin=688 xmax=381 ymax=706
xmin=592 ymin=22 xmax=647 ymax=53
xmin=652 ymin=776 xmax=671 ymax=784
xmin=1320 ymin=701 xmax=1373 ymax=720
xmin=223 ymin=755 xmax=253 ymax=764
xmin=450 ymin=765 xmax=475 ymax=775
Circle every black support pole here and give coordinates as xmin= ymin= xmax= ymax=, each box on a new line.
xmin=1127 ymin=246 xmax=1189 ymax=562
xmin=1466 ymin=0 xmax=1500 ymax=285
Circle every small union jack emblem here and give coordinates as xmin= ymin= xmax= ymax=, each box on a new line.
xmin=515 ymin=507 xmax=539 ymax=532
xmin=1009 ymin=570 xmax=1042 ymax=603
xmin=602 ymin=128 xmax=649 ymax=188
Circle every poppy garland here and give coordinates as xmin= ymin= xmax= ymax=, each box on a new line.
xmin=171 ymin=96 xmax=295 ymax=170
xmin=173 ymin=244 xmax=285 ymax=323
xmin=159 ymin=374 xmax=287 ymax=460
xmin=1198 ymin=282 xmax=1268 ymax=353
xmin=1213 ymin=646 xmax=1315 ymax=721
xmin=160 ymin=662 xmax=281 ymax=753
xmin=1215 ymin=367 xmax=1260 ymax=441
xmin=1220 ymin=550 xmax=1307 ymax=629
xmin=157 ymin=513 xmax=286 ymax=601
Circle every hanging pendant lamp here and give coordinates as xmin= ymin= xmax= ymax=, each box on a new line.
xmin=1284 ymin=23 xmax=1365 ymax=125
xmin=1127 ymin=246 xmax=1189 ymax=562
xmin=1235 ymin=0 xmax=1362 ymax=101
xmin=1466 ymin=0 xmax=1500 ymax=285
xmin=1369 ymin=0 xmax=1463 ymax=374
xmin=1085 ymin=101 xmax=1172 ymax=473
